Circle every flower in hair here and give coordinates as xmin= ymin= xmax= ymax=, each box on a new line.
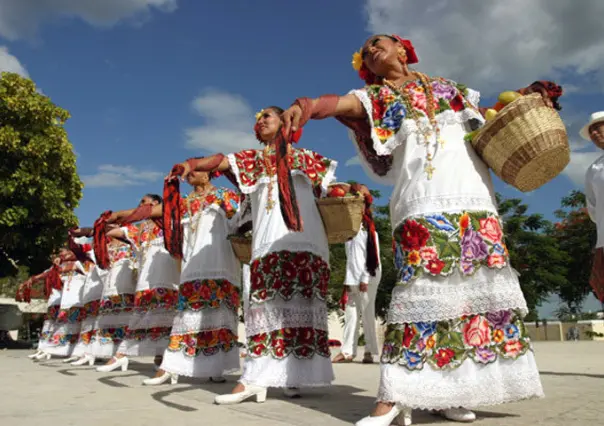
xmin=352 ymin=48 xmax=363 ymax=71
xmin=255 ymin=109 xmax=265 ymax=121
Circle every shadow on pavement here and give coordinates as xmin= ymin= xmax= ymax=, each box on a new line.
xmin=541 ymin=370 xmax=604 ymax=379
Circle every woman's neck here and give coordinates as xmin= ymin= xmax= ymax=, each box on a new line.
xmin=385 ymin=65 xmax=415 ymax=86
xmin=194 ymin=182 xmax=213 ymax=194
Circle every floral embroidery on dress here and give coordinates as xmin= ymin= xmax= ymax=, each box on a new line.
xmin=232 ymin=148 xmax=334 ymax=190
xmin=57 ymin=306 xmax=87 ymax=323
xmin=249 ymin=250 xmax=330 ymax=304
xmin=99 ymin=294 xmax=135 ymax=314
xmin=178 ymin=279 xmax=240 ymax=312
xmin=366 ymin=78 xmax=475 ymax=143
xmin=133 ymin=288 xmax=178 ymax=312
xmin=126 ymin=221 xmax=163 ymax=248
xmin=83 ymin=300 xmax=101 ymax=317
xmin=381 ymin=310 xmax=531 ymax=371
xmin=124 ymin=326 xmax=172 ymax=341
xmin=50 ymin=332 xmax=79 ymax=346
xmin=79 ymin=330 xmax=96 ymax=345
xmin=96 ymin=327 xmax=127 ymax=344
xmin=46 ymin=305 xmax=60 ymax=321
xmin=393 ymin=211 xmax=509 ymax=283
xmin=167 ymin=328 xmax=238 ymax=357
xmin=108 ymin=240 xmax=134 ymax=264
xmin=181 ymin=188 xmax=240 ymax=220
xmin=247 ymin=327 xmax=330 ymax=360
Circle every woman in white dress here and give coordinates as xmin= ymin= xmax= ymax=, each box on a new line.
xmin=280 ymin=34 xmax=560 ymax=425
xmin=96 ymin=194 xmax=180 ymax=373
xmin=169 ymin=105 xmax=337 ymax=403
xmin=140 ymin=170 xmax=242 ymax=385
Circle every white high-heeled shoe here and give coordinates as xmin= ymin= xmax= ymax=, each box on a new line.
xmin=63 ymin=355 xmax=79 ymax=364
xmin=34 ymin=352 xmax=51 ymax=361
xmin=214 ymin=385 xmax=268 ymax=405
xmin=96 ymin=356 xmax=129 ymax=372
xmin=283 ymin=387 xmax=301 ymax=398
xmin=28 ymin=350 xmax=42 ymax=359
xmin=142 ymin=371 xmax=178 ymax=386
xmin=71 ymin=354 xmax=95 ymax=366
xmin=438 ymin=408 xmax=476 ymax=423
xmin=355 ymin=405 xmax=412 ymax=426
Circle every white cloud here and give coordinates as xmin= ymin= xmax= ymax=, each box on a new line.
xmin=185 ymin=89 xmax=258 ymax=153
xmin=0 ymin=0 xmax=177 ymax=40
xmin=82 ymin=164 xmax=163 ymax=188
xmin=364 ymin=0 xmax=604 ymax=94
xmin=345 ymin=156 xmax=361 ymax=166
xmin=0 ymin=46 xmax=28 ymax=76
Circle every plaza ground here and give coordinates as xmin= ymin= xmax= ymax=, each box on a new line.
xmin=1 ymin=342 xmax=602 ymax=425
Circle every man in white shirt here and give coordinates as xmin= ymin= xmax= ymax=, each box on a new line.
xmin=582 ymin=111 xmax=604 ymax=302
xmin=332 ymin=187 xmax=382 ymax=364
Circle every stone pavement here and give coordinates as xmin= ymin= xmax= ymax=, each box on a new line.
xmin=1 ymin=342 xmax=603 ymax=426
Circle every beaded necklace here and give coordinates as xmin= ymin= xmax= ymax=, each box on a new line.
xmin=383 ymin=72 xmax=443 ymax=180
xmin=263 ymin=144 xmax=276 ymax=212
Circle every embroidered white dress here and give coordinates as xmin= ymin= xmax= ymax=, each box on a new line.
xmin=347 ymin=78 xmax=543 ymax=408
xmin=92 ymin=239 xmax=137 ymax=358
xmin=38 ymin=286 xmax=62 ymax=352
xmin=118 ymin=221 xmax=180 ymax=356
xmin=341 ymin=225 xmax=381 ymax=357
xmin=45 ymin=261 xmax=89 ymax=356
xmin=227 ymin=147 xmax=337 ymax=388
xmin=161 ymin=188 xmax=242 ymax=378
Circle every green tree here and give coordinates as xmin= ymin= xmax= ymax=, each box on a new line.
xmin=552 ymin=190 xmax=598 ymax=311
xmin=496 ymin=194 xmax=570 ymax=321
xmin=0 ymin=72 xmax=82 ymax=277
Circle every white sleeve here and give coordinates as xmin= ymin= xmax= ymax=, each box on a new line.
xmin=585 ymin=167 xmax=597 ymax=223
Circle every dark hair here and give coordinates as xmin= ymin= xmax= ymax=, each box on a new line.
xmin=265 ymin=106 xmax=284 ymax=115
xmin=143 ymin=193 xmax=162 ymax=204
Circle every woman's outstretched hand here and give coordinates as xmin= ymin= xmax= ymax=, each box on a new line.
xmin=165 ymin=162 xmax=189 ymax=183
xmin=282 ymin=104 xmax=303 ymax=135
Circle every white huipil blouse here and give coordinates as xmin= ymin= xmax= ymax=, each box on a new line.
xmin=585 ymin=154 xmax=604 ymax=248
xmin=347 ymin=78 xmax=543 ymax=408
xmin=227 ymin=147 xmax=337 ymax=388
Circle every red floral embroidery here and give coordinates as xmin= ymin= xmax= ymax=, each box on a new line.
xmin=167 ymin=328 xmax=238 ymax=357
xmin=134 ymin=288 xmax=178 ymax=312
xmin=250 ymin=251 xmax=330 ymax=303
xmin=400 ymin=220 xmax=430 ymax=251
xmin=247 ymin=327 xmax=330 ymax=360
xmin=178 ymin=279 xmax=240 ymax=312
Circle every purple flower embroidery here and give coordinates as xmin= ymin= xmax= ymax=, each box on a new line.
xmin=431 ymin=80 xmax=457 ymax=100
xmin=461 ymin=230 xmax=489 ymax=261
xmin=475 ymin=347 xmax=497 ymax=364
xmin=461 ymin=260 xmax=475 ymax=275
xmin=486 ymin=310 xmax=512 ymax=329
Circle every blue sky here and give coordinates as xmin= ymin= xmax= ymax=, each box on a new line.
xmin=1 ymin=0 xmax=603 ymax=316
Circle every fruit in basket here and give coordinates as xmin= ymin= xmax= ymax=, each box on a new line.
xmin=328 ymin=185 xmax=348 ymax=198
xmin=498 ymin=91 xmax=522 ymax=105
xmin=484 ymin=109 xmax=498 ymax=121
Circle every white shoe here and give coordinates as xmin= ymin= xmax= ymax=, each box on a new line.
xmin=71 ymin=354 xmax=95 ymax=366
xmin=28 ymin=350 xmax=42 ymax=359
xmin=142 ymin=372 xmax=178 ymax=386
xmin=214 ymin=385 xmax=268 ymax=405
xmin=210 ymin=376 xmax=226 ymax=383
xmin=96 ymin=356 xmax=129 ymax=372
xmin=355 ymin=405 xmax=412 ymax=426
xmin=34 ymin=352 xmax=51 ymax=361
xmin=439 ymin=408 xmax=476 ymax=423
xmin=63 ymin=355 xmax=79 ymax=364
xmin=283 ymin=387 xmax=301 ymax=398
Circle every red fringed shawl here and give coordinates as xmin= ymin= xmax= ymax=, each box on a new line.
xmin=45 ymin=265 xmax=63 ymax=298
xmin=163 ymin=165 xmax=184 ymax=259
xmin=68 ymin=231 xmax=92 ymax=264
xmin=93 ymin=211 xmax=113 ymax=270
xmin=274 ymin=127 xmax=303 ymax=232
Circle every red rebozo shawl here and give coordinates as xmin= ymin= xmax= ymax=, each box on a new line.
xmin=163 ymin=167 xmax=184 ymax=260
xmin=93 ymin=211 xmax=113 ymax=270
xmin=274 ymin=127 xmax=304 ymax=232
xmin=45 ymin=265 xmax=63 ymax=298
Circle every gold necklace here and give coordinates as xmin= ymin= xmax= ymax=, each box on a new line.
xmin=263 ymin=144 xmax=276 ymax=212
xmin=383 ymin=72 xmax=443 ymax=180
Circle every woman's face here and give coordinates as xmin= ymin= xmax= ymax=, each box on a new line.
xmin=186 ymin=170 xmax=210 ymax=186
xmin=590 ymin=122 xmax=604 ymax=149
xmin=361 ymin=35 xmax=404 ymax=77
xmin=256 ymin=108 xmax=282 ymax=142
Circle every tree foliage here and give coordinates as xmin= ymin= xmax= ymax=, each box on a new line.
xmin=551 ymin=190 xmax=598 ymax=311
xmin=496 ymin=194 xmax=569 ymax=320
xmin=0 ymin=72 xmax=83 ymax=277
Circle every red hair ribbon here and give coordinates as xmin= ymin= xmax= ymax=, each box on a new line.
xmin=358 ymin=35 xmax=419 ymax=85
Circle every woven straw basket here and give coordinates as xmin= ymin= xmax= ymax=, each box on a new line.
xmin=316 ymin=195 xmax=365 ymax=244
xmin=471 ymin=93 xmax=569 ymax=192
xmin=229 ymin=235 xmax=252 ymax=264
